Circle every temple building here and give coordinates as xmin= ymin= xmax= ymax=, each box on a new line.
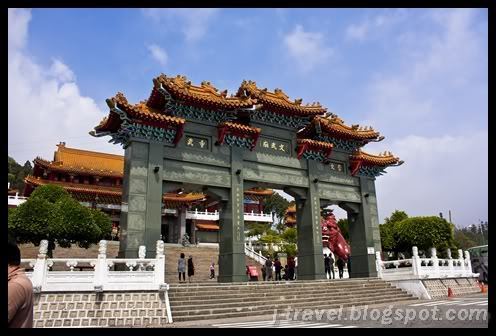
xmin=23 ymin=142 xmax=273 ymax=243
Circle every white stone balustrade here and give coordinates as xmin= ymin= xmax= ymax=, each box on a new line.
xmin=376 ymin=246 xmax=479 ymax=280
xmin=22 ymin=239 xmax=169 ymax=292
xmin=244 ymin=245 xmax=268 ymax=266
xmin=185 ymin=209 xmax=272 ymax=222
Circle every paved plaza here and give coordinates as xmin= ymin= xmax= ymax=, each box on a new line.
xmin=166 ymin=293 xmax=488 ymax=328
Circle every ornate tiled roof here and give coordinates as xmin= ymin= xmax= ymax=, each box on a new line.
xmin=237 ymin=80 xmax=327 ymax=116
xmin=350 ymin=149 xmax=402 ymax=166
xmin=94 ymin=92 xmax=186 ymax=133
xmin=299 ymin=116 xmax=382 ymax=142
xmin=195 ymin=221 xmax=220 ymax=231
xmin=218 ymin=121 xmax=261 ymax=135
xmin=25 ymin=175 xmax=121 ymax=196
xmin=244 ymin=188 xmax=274 ymax=196
xmin=296 ymin=139 xmax=334 ymax=151
xmin=155 ymin=74 xmax=256 ymax=110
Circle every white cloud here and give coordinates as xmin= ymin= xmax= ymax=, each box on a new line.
xmin=356 ymin=9 xmax=487 ymax=227
xmin=142 ymin=8 xmax=218 ymax=42
xmin=345 ymin=9 xmax=407 ymax=41
xmin=283 ymin=25 xmax=333 ymax=73
xmin=8 ymin=8 xmax=123 ymax=165
xmin=146 ymin=44 xmax=168 ymax=66
xmin=362 ymin=9 xmax=487 ymax=139
xmin=370 ymin=131 xmax=487 ymax=227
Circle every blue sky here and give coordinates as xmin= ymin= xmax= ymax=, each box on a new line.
xmin=8 ymin=8 xmax=488 ymax=227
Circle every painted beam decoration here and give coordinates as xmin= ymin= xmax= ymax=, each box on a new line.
xmin=296 ymin=139 xmax=333 ymax=163
xmin=90 ymin=73 xmax=402 ymax=179
xmin=349 ymin=150 xmax=404 ymax=177
xmin=217 ymin=122 xmax=261 ymax=150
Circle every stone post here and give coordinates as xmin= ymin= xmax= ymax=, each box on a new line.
xmin=464 ymin=251 xmax=473 ymax=277
xmin=411 ymin=246 xmax=421 ymax=278
xmin=375 ymin=251 xmax=383 ymax=278
xmin=458 ymin=249 xmax=465 ymax=275
xmin=93 ymin=240 xmax=108 ymax=291
xmin=430 ymin=247 xmax=439 ymax=278
xmin=446 ymin=249 xmax=454 ymax=277
xmin=154 ymin=240 xmax=165 ymax=286
xmin=31 ymin=240 xmax=49 ymax=292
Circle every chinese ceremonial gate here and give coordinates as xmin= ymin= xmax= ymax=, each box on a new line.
xmin=91 ymin=75 xmax=403 ymax=282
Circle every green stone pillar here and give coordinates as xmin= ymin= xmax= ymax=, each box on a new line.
xmin=118 ymin=140 xmax=163 ymax=258
xmin=287 ymin=161 xmax=326 ymax=280
xmin=217 ymin=148 xmax=246 ymax=283
xmin=344 ymin=176 xmax=380 ymax=278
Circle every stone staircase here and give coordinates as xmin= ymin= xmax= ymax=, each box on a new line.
xmin=164 ymin=244 xmax=263 ymax=284
xmin=167 ymin=278 xmax=418 ymax=322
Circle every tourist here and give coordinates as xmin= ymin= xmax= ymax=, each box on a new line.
xmin=329 ymin=254 xmax=335 ymax=279
xmin=283 ymin=264 xmax=289 ymax=280
xmin=178 ymin=253 xmax=186 ymax=282
xmin=187 ymin=256 xmax=195 ymax=283
xmin=287 ymin=257 xmax=295 ymax=281
xmin=264 ymin=256 xmax=273 ymax=281
xmin=261 ymin=263 xmax=267 ymax=281
xmin=209 ymin=262 xmax=215 ymax=279
xmin=8 ymin=240 xmax=34 ymax=328
xmin=337 ymin=258 xmax=345 ymax=279
xmin=324 ymin=254 xmax=331 ymax=279
xmin=274 ymin=258 xmax=282 ymax=281
xmin=347 ymin=255 xmax=351 ymax=275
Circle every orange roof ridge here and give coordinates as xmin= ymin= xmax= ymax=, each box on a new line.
xmin=350 ymin=149 xmax=403 ymax=166
xmin=237 ymin=80 xmax=327 ymax=116
xmin=155 ymin=74 xmax=256 ymax=109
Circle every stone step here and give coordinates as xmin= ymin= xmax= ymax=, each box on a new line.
xmin=168 ymin=287 xmax=404 ymax=303
xmin=168 ymin=286 xmax=396 ymax=301
xmin=170 ymin=291 xmax=410 ymax=311
xmin=168 ymin=278 xmax=385 ymax=289
xmin=171 ymin=296 xmax=417 ymax=321
xmin=168 ymin=282 xmax=391 ymax=295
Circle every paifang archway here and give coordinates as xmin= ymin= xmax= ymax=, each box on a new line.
xmin=90 ymin=75 xmax=403 ymax=282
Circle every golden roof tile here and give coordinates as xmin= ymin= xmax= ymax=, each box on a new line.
xmin=300 ymin=116 xmax=382 ymax=141
xmin=218 ymin=121 xmax=262 ymax=135
xmin=237 ymin=80 xmax=327 ymax=116
xmin=155 ymin=74 xmax=256 ymax=109
xmin=350 ymin=149 xmax=403 ymax=166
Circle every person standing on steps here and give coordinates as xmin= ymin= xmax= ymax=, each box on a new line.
xmin=261 ymin=262 xmax=267 ymax=281
xmin=209 ymin=262 xmax=215 ymax=279
xmin=274 ymin=258 xmax=282 ymax=281
xmin=187 ymin=255 xmax=195 ymax=283
xmin=178 ymin=253 xmax=186 ymax=283
xmin=264 ymin=256 xmax=273 ymax=281
xmin=337 ymin=258 xmax=345 ymax=279
xmin=324 ymin=254 xmax=331 ymax=279
xmin=329 ymin=253 xmax=335 ymax=279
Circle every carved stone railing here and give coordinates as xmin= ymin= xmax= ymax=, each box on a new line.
xmin=186 ymin=209 xmax=272 ymax=222
xmin=244 ymin=245 xmax=268 ymax=266
xmin=376 ymin=247 xmax=479 ymax=280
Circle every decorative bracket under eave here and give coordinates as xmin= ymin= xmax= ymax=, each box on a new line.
xmin=296 ymin=139 xmax=333 ymax=163
xmin=216 ymin=122 xmax=261 ymax=151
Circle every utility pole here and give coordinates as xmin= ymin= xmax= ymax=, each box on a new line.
xmin=448 ymin=210 xmax=452 ymax=224
xmin=480 ymin=220 xmax=486 ymax=245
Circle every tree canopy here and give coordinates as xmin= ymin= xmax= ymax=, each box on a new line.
xmin=8 ymin=156 xmax=32 ymax=192
xmin=8 ymin=184 xmax=112 ymax=255
xmin=263 ymin=192 xmax=290 ymax=232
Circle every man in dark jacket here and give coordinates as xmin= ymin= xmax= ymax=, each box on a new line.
xmin=324 ymin=254 xmax=331 ymax=279
xmin=337 ymin=258 xmax=345 ymax=279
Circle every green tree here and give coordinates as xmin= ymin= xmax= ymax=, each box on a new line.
xmin=384 ymin=210 xmax=408 ymax=225
xmin=8 ymin=156 xmax=33 ymax=192
xmin=263 ymin=193 xmax=290 ymax=232
xmin=245 ymin=223 xmax=269 ymax=237
xmin=395 ymin=216 xmax=455 ymax=255
xmin=281 ymin=227 xmax=297 ymax=244
xmin=8 ymin=184 xmax=111 ymax=257
xmin=337 ymin=218 xmax=349 ymax=241
xmin=453 ymin=229 xmax=477 ymax=251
